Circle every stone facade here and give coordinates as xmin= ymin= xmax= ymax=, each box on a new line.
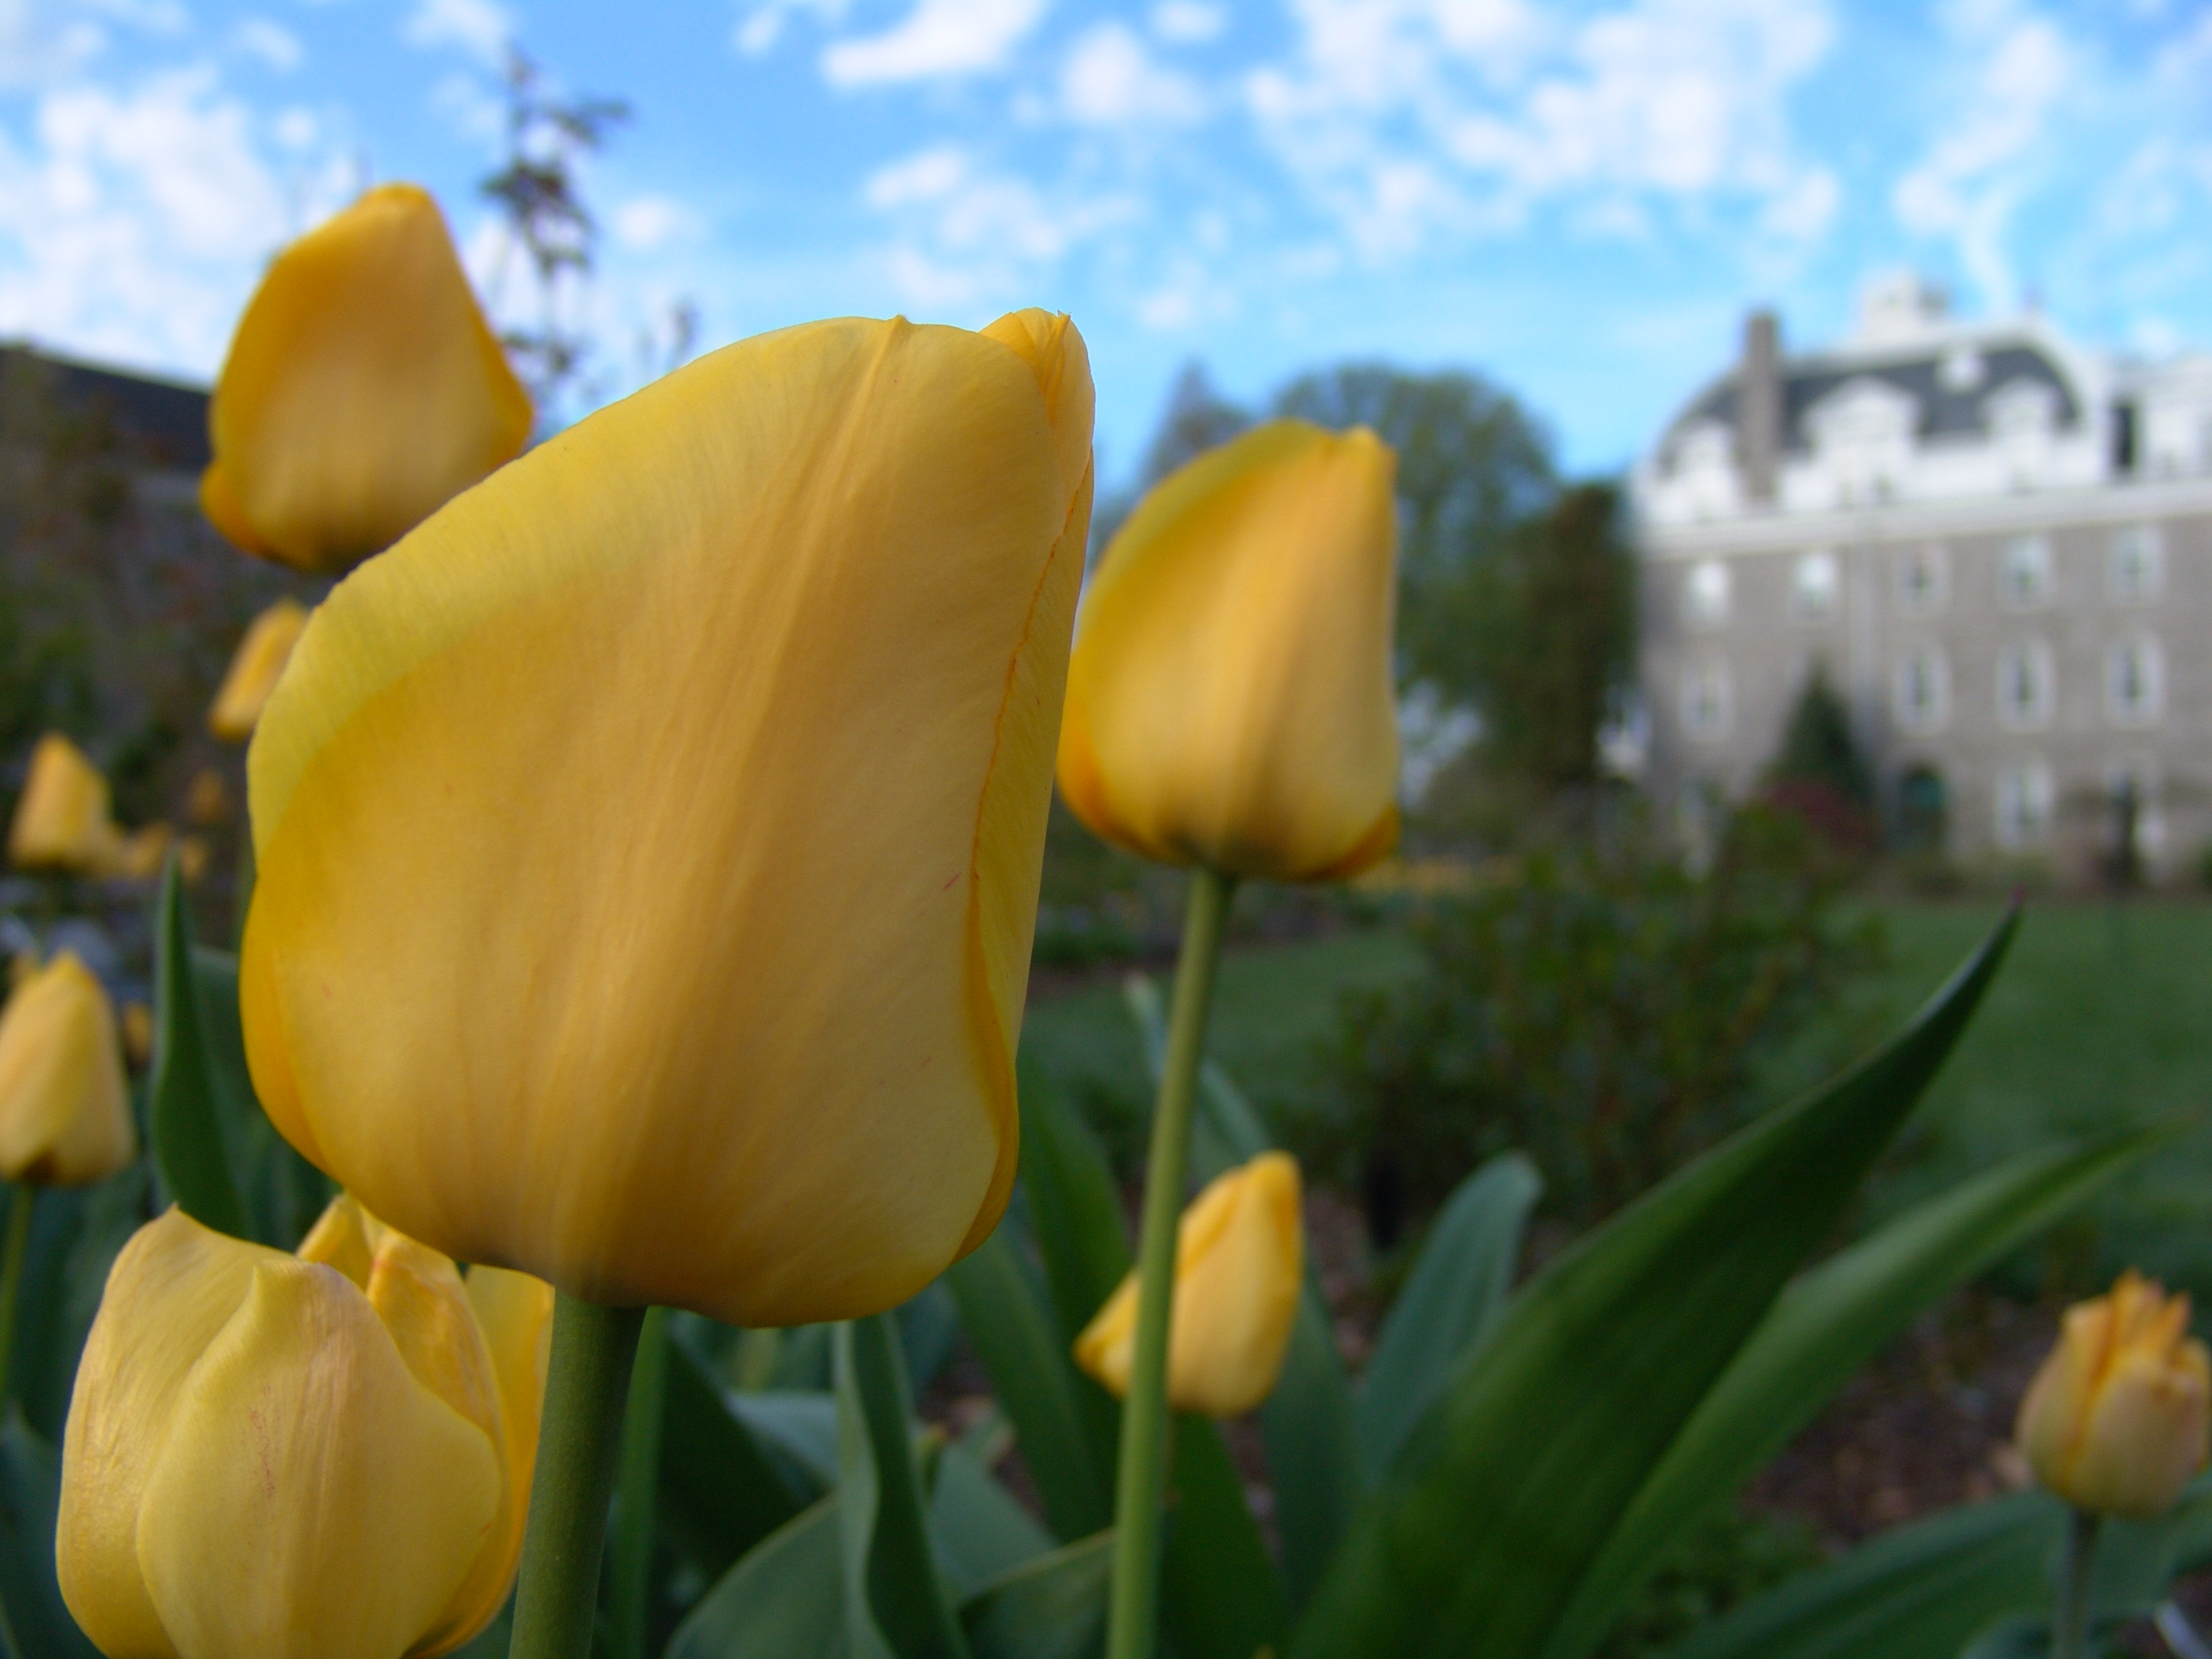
xmin=1632 ymin=276 xmax=2212 ymax=876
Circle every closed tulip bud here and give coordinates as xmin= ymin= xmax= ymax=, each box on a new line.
xmin=1058 ymin=420 xmax=1401 ymax=882
xmin=209 ymin=600 xmax=310 ymax=741
xmin=110 ymin=822 xmax=173 ymax=882
xmin=241 ymin=309 xmax=1094 ymax=1324
xmin=2017 ymin=1271 xmax=2211 ymax=1517
xmin=121 ymin=1002 xmax=152 ymax=1069
xmin=1075 ymin=1151 xmax=1303 ymax=1418
xmin=186 ymin=767 xmax=230 ymax=826
xmin=201 ymin=184 xmax=532 ymax=574
xmin=177 ymin=834 xmax=210 ymax=884
xmin=9 ymin=735 xmax=123 ymax=875
xmin=0 ymin=952 xmax=135 ymax=1186
xmin=59 ymin=1199 xmax=553 ymax=1659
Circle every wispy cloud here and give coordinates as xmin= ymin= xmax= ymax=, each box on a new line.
xmin=822 ymin=0 xmax=1047 ymax=87
xmin=403 ymin=0 xmax=514 ymax=67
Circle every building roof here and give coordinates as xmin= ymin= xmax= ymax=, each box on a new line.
xmin=1664 ymin=333 xmax=2083 ymax=458
xmin=1 ymin=345 xmax=211 ymax=472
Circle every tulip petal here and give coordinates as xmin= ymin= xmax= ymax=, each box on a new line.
xmin=0 ymin=951 xmax=138 ymax=1185
xmin=210 ymin=602 xmax=311 ymax=743
xmin=8 ymin=734 xmax=122 ymax=875
xmin=207 ymin=184 xmax=531 ymax=573
xmin=243 ymin=314 xmax=1089 ymax=1323
xmin=134 ymin=1258 xmax=501 ymax=1659
xmin=434 ymin=1263 xmax=555 ymax=1654
xmin=1059 ymin=421 xmax=1400 ymax=882
xmin=58 ymin=1210 xmax=282 ymax=1659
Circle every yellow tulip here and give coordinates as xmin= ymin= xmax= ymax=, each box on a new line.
xmin=239 ymin=308 xmax=1094 ymax=1324
xmin=1074 ymin=1151 xmax=1303 ymax=1418
xmin=58 ymin=1199 xmax=553 ymax=1659
xmin=0 ymin=952 xmax=136 ymax=1186
xmin=112 ymin=822 xmax=173 ymax=882
xmin=186 ymin=766 xmax=231 ymax=826
xmin=8 ymin=735 xmax=123 ymax=874
xmin=1057 ymin=419 xmax=1401 ymax=882
xmin=201 ymin=183 xmax=532 ymax=574
xmin=2017 ymin=1271 xmax=2211 ymax=1517
xmin=209 ymin=600 xmax=310 ymax=741
xmin=121 ymin=1002 xmax=153 ymax=1070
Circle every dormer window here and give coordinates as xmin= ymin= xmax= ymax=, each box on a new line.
xmin=1985 ymin=379 xmax=2060 ymax=438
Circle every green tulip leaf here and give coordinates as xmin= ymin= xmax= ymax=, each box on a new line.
xmin=928 ymin=1441 xmax=1054 ymax=1599
xmin=185 ymin=947 xmax=327 ymax=1250
xmin=1547 ymin=1122 xmax=2171 ymax=1659
xmin=943 ymin=1227 xmax=1113 ymax=1542
xmin=2085 ymin=1471 xmax=2212 ymax=1621
xmin=898 ymin=1283 xmax=963 ymax=1394
xmin=1122 ymin=975 xmax=1364 ymax=1609
xmin=148 ymin=857 xmax=250 ymax=1240
xmin=1356 ymin=1151 xmax=1542 ymax=1483
xmin=0 ymin=1412 xmax=98 ymax=1659
xmin=959 ymin=1530 xmax=1115 ymax=1659
xmin=665 ymin=1496 xmax=846 ymax=1659
xmin=1664 ymin=1494 xmax=2058 ymax=1659
xmin=834 ymin=1314 xmax=972 ymax=1659
xmin=966 ymin=1062 xmax=1286 ymax=1659
xmin=655 ymin=1334 xmax=813 ymax=1587
xmin=1290 ymin=907 xmax=2018 ymax=1659
xmin=9 ymin=1166 xmax=148 ymax=1443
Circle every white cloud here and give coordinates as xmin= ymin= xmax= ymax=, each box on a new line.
xmin=0 ymin=69 xmax=319 ymax=375
xmin=0 ymin=0 xmax=187 ymax=91
xmin=1246 ymin=0 xmax=1832 ymax=258
xmin=612 ymin=194 xmax=696 ymax=251
xmin=822 ymin=0 xmax=1046 ymax=87
xmin=861 ymin=142 xmax=1136 ymax=308
xmin=1061 ymin=22 xmax=1205 ymax=126
xmin=1892 ymin=2 xmax=2070 ymax=307
xmin=235 ymin=18 xmax=304 ymax=71
xmin=733 ymin=0 xmax=846 ymax=56
xmin=1150 ymin=1 xmax=1225 ymax=43
xmin=403 ymin=0 xmax=512 ymax=66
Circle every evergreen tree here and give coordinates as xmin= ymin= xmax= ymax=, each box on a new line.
xmin=1769 ymin=664 xmax=1872 ymax=805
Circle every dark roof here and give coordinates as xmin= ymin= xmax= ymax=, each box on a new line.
xmin=0 ymin=345 xmax=211 ymax=472
xmin=1668 ymin=336 xmax=2082 ymax=458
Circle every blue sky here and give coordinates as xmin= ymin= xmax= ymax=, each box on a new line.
xmin=2 ymin=0 xmax=2208 ymax=486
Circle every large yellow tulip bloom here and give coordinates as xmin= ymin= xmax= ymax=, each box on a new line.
xmin=0 ymin=951 xmax=136 ymax=1185
xmin=201 ymin=183 xmax=531 ymax=574
xmin=209 ymin=600 xmax=311 ymax=741
xmin=1058 ymin=419 xmax=1401 ymax=882
xmin=241 ymin=309 xmax=1093 ymax=1325
xmin=8 ymin=734 xmax=123 ymax=874
xmin=58 ymin=1200 xmax=553 ymax=1659
xmin=2017 ymin=1271 xmax=2211 ymax=1517
xmin=1075 ymin=1151 xmax=1304 ymax=1418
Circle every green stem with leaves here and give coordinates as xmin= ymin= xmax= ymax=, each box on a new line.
xmin=508 ymin=1295 xmax=649 ymax=1659
xmin=609 ymin=1307 xmax=670 ymax=1659
xmin=0 ymin=1183 xmax=32 ymax=1399
xmin=2052 ymin=1506 xmax=2100 ymax=1659
xmin=1104 ymin=866 xmax=1237 ymax=1659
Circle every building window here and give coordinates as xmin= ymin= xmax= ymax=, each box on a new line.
xmin=1680 ymin=663 xmax=1732 ymax=741
xmin=1894 ymin=648 xmax=1949 ymax=732
xmin=1996 ymin=640 xmax=2054 ymax=730
xmin=2106 ymin=635 xmax=2165 ymax=726
xmin=2107 ymin=525 xmax=2163 ymax=602
xmin=1683 ymin=558 xmax=1732 ymax=628
xmin=1994 ymin=760 xmax=2054 ymax=849
xmin=2000 ymin=534 xmax=2053 ymax=609
xmin=1896 ymin=543 xmax=1948 ymax=615
xmin=1792 ymin=550 xmax=1839 ymax=621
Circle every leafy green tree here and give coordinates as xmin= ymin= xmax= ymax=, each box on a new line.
xmin=1768 ymin=663 xmax=1871 ymax=806
xmin=1271 ymin=362 xmax=1555 ymax=699
xmin=1461 ymin=480 xmax=1636 ymax=795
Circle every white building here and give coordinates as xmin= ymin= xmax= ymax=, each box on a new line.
xmin=1633 ymin=274 xmax=2212 ymax=872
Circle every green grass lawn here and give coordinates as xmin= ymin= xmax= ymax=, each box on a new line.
xmin=1019 ymin=899 xmax=2212 ymax=1296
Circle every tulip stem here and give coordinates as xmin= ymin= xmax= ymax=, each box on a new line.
xmin=2053 ymin=1506 xmax=2100 ymax=1659
xmin=609 ymin=1307 xmax=670 ymax=1659
xmin=508 ymin=1295 xmax=649 ymax=1659
xmin=1105 ymin=865 xmax=1236 ymax=1659
xmin=0 ymin=1183 xmax=30 ymax=1399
